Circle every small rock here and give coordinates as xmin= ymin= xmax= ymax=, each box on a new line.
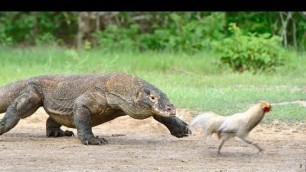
xmin=256 ymin=128 xmax=263 ymax=132
xmin=290 ymin=128 xmax=298 ymax=133
xmin=272 ymin=120 xmax=281 ymax=126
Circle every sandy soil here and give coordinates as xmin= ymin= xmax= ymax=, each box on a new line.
xmin=0 ymin=108 xmax=305 ymax=172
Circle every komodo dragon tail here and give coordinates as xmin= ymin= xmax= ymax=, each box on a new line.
xmin=0 ymin=80 xmax=29 ymax=113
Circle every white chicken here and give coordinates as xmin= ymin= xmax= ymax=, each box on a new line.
xmin=190 ymin=101 xmax=272 ymax=154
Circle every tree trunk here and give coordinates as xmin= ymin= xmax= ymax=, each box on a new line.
xmin=30 ymin=12 xmax=38 ymax=45
xmin=279 ymin=12 xmax=292 ymax=48
xmin=292 ymin=17 xmax=297 ymax=48
xmin=77 ymin=12 xmax=91 ymax=49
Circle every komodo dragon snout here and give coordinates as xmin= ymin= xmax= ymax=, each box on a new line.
xmin=136 ymin=88 xmax=176 ymax=118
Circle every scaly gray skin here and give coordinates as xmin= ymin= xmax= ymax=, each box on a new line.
xmin=0 ymin=72 xmax=191 ymax=145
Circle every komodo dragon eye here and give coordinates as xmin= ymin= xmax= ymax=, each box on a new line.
xmin=149 ymin=95 xmax=158 ymax=102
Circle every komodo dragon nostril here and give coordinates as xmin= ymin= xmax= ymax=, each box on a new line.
xmin=166 ymin=105 xmax=172 ymax=111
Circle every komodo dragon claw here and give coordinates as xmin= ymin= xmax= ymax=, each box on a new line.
xmin=153 ymin=116 xmax=192 ymax=138
xmin=83 ymin=136 xmax=108 ymax=145
xmin=47 ymin=129 xmax=74 ymax=137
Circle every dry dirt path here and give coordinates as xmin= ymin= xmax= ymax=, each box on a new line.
xmin=0 ymin=108 xmax=305 ymax=172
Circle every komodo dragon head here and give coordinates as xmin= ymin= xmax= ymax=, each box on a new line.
xmin=104 ymin=72 xmax=177 ymax=118
xmin=135 ymin=86 xmax=176 ymax=118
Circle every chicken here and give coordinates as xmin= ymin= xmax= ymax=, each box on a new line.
xmin=190 ymin=101 xmax=272 ymax=154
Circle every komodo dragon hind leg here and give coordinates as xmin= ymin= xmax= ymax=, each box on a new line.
xmin=46 ymin=117 xmax=74 ymax=137
xmin=0 ymin=85 xmax=42 ymax=135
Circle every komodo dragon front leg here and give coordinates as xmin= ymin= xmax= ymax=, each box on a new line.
xmin=153 ymin=115 xmax=191 ymax=138
xmin=73 ymin=103 xmax=108 ymax=145
xmin=0 ymin=85 xmax=42 ymax=135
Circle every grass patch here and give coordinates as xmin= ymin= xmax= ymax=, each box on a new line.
xmin=0 ymin=45 xmax=305 ymax=123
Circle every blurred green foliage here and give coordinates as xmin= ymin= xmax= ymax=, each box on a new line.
xmin=0 ymin=12 xmax=305 ymax=50
xmin=96 ymin=13 xmax=225 ymax=52
xmin=0 ymin=12 xmax=77 ymax=46
xmin=216 ymin=23 xmax=285 ymax=73
xmin=0 ymin=12 xmax=305 ymax=73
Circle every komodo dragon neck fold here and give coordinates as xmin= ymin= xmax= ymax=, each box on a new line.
xmin=94 ymin=86 xmax=132 ymax=103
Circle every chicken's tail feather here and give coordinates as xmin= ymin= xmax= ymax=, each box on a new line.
xmin=190 ymin=112 xmax=225 ymax=137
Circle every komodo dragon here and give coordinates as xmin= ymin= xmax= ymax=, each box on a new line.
xmin=0 ymin=72 xmax=191 ymax=145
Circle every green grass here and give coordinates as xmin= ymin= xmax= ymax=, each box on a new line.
xmin=0 ymin=45 xmax=305 ymax=123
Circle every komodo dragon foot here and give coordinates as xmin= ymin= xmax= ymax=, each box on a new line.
xmin=153 ymin=116 xmax=192 ymax=138
xmin=46 ymin=117 xmax=74 ymax=137
xmin=46 ymin=128 xmax=74 ymax=137
xmin=81 ymin=136 xmax=108 ymax=145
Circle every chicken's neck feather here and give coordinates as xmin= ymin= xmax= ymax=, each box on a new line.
xmin=244 ymin=104 xmax=265 ymax=131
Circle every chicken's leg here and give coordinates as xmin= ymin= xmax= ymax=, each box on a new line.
xmin=240 ymin=136 xmax=264 ymax=152
xmin=217 ymin=139 xmax=225 ymax=154
xmin=217 ymin=137 xmax=231 ymax=155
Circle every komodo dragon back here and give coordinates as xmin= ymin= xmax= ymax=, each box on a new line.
xmin=105 ymin=72 xmax=142 ymax=99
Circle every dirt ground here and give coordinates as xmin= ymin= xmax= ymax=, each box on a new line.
xmin=0 ymin=108 xmax=305 ymax=172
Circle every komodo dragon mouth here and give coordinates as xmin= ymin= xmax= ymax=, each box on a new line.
xmin=151 ymin=103 xmax=176 ymax=117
